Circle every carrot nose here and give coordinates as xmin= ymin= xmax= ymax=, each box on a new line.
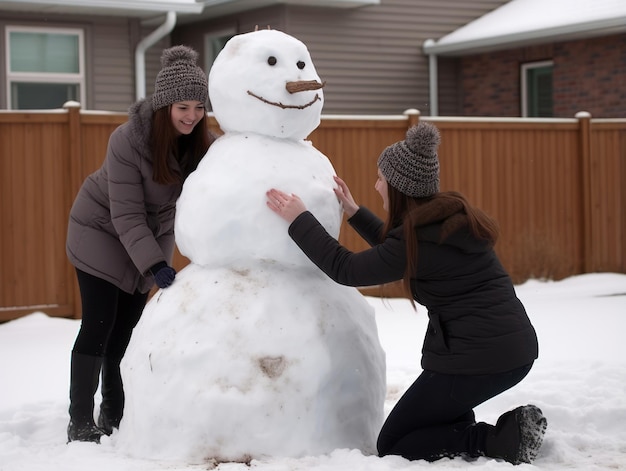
xmin=286 ymin=80 xmax=326 ymax=94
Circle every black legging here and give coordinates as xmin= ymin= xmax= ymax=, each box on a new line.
xmin=377 ymin=363 xmax=533 ymax=461
xmin=72 ymin=269 xmax=149 ymax=359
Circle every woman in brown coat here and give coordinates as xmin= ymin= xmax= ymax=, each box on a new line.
xmin=65 ymin=45 xmax=215 ymax=443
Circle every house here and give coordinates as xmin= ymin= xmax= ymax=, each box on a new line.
xmin=423 ymin=0 xmax=626 ymax=118
xmin=0 ymin=0 xmax=508 ymax=114
xmin=2 ymin=0 xmax=621 ymax=117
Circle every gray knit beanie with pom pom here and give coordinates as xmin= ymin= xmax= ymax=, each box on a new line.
xmin=152 ymin=45 xmax=208 ymax=111
xmin=377 ymin=122 xmax=441 ymax=198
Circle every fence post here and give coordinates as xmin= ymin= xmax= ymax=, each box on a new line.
xmin=576 ymin=111 xmax=592 ymax=273
xmin=404 ymin=108 xmax=420 ymax=128
xmin=65 ymin=101 xmax=83 ymax=198
xmin=64 ymin=101 xmax=82 ymax=318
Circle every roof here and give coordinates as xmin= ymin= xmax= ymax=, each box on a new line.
xmin=423 ymin=0 xmax=626 ymax=56
xmin=0 ymin=0 xmax=378 ymax=20
xmin=0 ymin=0 xmax=202 ymax=17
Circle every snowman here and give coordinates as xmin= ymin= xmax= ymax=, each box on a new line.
xmin=115 ymin=29 xmax=386 ymax=464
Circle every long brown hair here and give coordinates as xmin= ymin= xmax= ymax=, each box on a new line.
xmin=150 ymin=106 xmax=212 ymax=184
xmin=381 ymin=185 xmax=500 ymax=303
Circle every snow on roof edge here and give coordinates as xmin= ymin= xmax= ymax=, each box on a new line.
xmin=423 ymin=15 xmax=626 ymax=56
xmin=423 ymin=0 xmax=626 ymax=56
xmin=0 ymin=0 xmax=204 ymax=14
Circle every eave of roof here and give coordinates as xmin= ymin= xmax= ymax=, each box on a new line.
xmin=0 ymin=0 xmax=203 ymax=14
xmin=423 ymin=0 xmax=626 ymax=57
xmin=0 ymin=0 xmax=379 ymax=20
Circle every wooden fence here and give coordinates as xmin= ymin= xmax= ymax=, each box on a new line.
xmin=0 ymin=104 xmax=624 ymax=321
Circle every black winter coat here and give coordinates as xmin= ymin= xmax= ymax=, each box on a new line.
xmin=288 ymin=206 xmax=538 ymax=375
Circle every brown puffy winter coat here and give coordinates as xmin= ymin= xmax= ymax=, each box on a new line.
xmin=66 ymin=98 xmax=201 ymax=294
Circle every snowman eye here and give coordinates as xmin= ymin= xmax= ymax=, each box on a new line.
xmin=297 ymin=61 xmax=305 ymax=70
xmin=267 ymin=56 xmax=277 ymax=66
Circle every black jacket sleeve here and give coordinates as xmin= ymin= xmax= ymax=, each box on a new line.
xmin=346 ymin=206 xmax=385 ymax=247
xmin=288 ymin=211 xmax=406 ymax=287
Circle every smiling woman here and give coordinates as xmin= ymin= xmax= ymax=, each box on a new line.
xmin=169 ymin=101 xmax=207 ymax=135
xmin=64 ymin=44 xmax=216 ymax=444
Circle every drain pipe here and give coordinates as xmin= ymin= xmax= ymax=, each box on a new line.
xmin=423 ymin=39 xmax=438 ymax=117
xmin=135 ymin=11 xmax=177 ymax=101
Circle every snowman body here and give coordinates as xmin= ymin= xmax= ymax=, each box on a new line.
xmin=174 ymin=133 xmax=341 ymax=268
xmin=116 ymin=30 xmax=386 ymax=463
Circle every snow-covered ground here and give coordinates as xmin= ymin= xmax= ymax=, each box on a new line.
xmin=1 ymin=272 xmax=625 ymax=470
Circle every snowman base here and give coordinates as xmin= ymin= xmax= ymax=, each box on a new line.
xmin=115 ymin=262 xmax=386 ymax=464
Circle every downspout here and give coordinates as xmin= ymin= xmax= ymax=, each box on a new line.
xmin=423 ymin=39 xmax=438 ymax=117
xmin=135 ymin=11 xmax=177 ymax=101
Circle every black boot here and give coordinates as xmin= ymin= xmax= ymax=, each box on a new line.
xmin=67 ymin=352 xmax=105 ymax=443
xmin=484 ymin=404 xmax=547 ymax=465
xmin=97 ymin=355 xmax=124 ymax=435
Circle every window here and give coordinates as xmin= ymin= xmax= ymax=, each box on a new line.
xmin=204 ymin=28 xmax=235 ymax=112
xmin=521 ymin=61 xmax=553 ymax=117
xmin=6 ymin=26 xmax=85 ymax=110
xmin=204 ymin=28 xmax=235 ymax=71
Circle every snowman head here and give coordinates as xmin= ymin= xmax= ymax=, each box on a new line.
xmin=209 ymin=29 xmax=324 ymax=140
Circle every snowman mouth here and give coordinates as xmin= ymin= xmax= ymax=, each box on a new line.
xmin=247 ymin=90 xmax=321 ymax=110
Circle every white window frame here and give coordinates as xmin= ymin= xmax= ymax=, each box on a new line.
xmin=520 ymin=60 xmax=553 ymax=118
xmin=5 ymin=25 xmax=86 ymax=110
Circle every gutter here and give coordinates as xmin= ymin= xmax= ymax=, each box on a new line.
xmin=423 ymin=39 xmax=438 ymax=117
xmin=135 ymin=11 xmax=177 ymax=101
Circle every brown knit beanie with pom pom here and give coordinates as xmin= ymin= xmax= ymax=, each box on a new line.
xmin=377 ymin=122 xmax=441 ymax=198
xmin=152 ymin=45 xmax=208 ymax=111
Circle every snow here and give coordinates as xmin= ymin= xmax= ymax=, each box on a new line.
xmin=115 ymin=264 xmax=386 ymax=462
xmin=436 ymin=0 xmax=626 ymax=48
xmin=0 ymin=0 xmax=203 ymax=14
xmin=2 ymin=28 xmax=625 ymax=471
xmin=116 ymin=28 xmax=386 ymax=463
xmin=1 ymin=273 xmax=626 ymax=470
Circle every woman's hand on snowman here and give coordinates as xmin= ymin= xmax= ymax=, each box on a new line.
xmin=333 ymin=176 xmax=359 ymax=218
xmin=266 ymin=189 xmax=307 ymax=223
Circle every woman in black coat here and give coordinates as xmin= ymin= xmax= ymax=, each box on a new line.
xmin=266 ymin=122 xmax=547 ymax=465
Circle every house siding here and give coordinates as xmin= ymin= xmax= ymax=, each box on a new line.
xmin=91 ymin=20 xmax=170 ymax=110
xmin=172 ymin=0 xmax=509 ymax=116
xmin=143 ymin=32 xmax=172 ymax=99
xmin=172 ymin=5 xmax=288 ymax=72
xmin=91 ymin=20 xmax=136 ymax=111
xmin=0 ymin=11 xmax=166 ymax=112
xmin=460 ymin=33 xmax=626 ymax=118
xmin=4 ymin=2 xmax=620 ymax=117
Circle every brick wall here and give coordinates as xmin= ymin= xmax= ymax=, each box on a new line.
xmin=459 ymin=33 xmax=626 ymax=118
xmin=553 ymin=35 xmax=626 ymax=117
